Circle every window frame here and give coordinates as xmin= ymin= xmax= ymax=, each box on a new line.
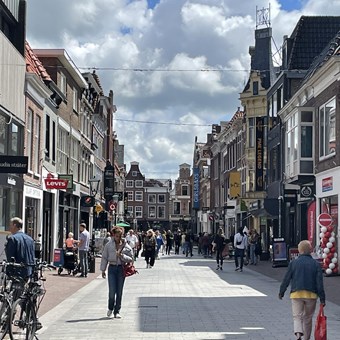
xmin=158 ymin=194 xmax=165 ymax=203
xmin=135 ymin=191 xmax=143 ymax=201
xmin=126 ymin=180 xmax=133 ymax=188
xmin=135 ymin=180 xmax=143 ymax=188
xmin=135 ymin=206 xmax=143 ymax=218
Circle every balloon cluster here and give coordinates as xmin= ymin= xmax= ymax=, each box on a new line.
xmin=320 ymin=226 xmax=338 ymax=275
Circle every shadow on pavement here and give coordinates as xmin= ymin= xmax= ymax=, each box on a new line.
xmin=66 ymin=317 xmax=109 ymax=323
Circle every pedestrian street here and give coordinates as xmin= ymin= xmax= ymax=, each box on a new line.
xmin=38 ymin=256 xmax=340 ymax=340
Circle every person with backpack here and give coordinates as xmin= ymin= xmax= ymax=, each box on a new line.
xmin=233 ymin=227 xmax=248 ymax=272
xmin=212 ymin=227 xmax=226 ymax=270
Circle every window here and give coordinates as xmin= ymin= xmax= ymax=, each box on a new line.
xmin=126 ymin=180 xmax=133 ymax=188
xmin=70 ymin=137 xmax=79 ymax=181
xmin=319 ymin=98 xmax=336 ymax=158
xmin=248 ymin=118 xmax=255 ymax=148
xmin=148 ymin=194 xmax=156 ymax=203
xmin=158 ymin=194 xmax=165 ymax=203
xmin=45 ymin=115 xmax=50 ymax=159
xmin=60 ymin=73 xmax=67 ymax=95
xmin=286 ymin=112 xmax=298 ymax=176
xmin=135 ymin=180 xmax=143 ymax=188
xmin=52 ymin=121 xmax=56 ymax=162
xmin=73 ymin=88 xmax=78 ymax=112
xmin=148 ymin=206 xmax=156 ymax=218
xmin=127 ymin=191 xmax=133 ymax=201
xmin=57 ymin=128 xmax=69 ymax=174
xmin=182 ymin=185 xmax=188 ymax=196
xmin=158 ymin=206 xmax=165 ymax=219
xmin=135 ymin=206 xmax=142 ymax=218
xmin=135 ymin=191 xmax=143 ymax=201
xmin=33 ymin=115 xmax=41 ymax=174
xmin=132 ymin=171 xmax=137 ymax=177
xmin=127 ymin=206 xmax=133 ymax=217
xmin=174 ymin=202 xmax=180 ymax=215
xmin=253 ymin=81 xmax=258 ymax=95
xmin=27 ymin=109 xmax=33 ymax=171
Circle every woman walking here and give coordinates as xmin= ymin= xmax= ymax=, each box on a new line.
xmin=100 ymin=226 xmax=133 ymax=319
xmin=144 ymin=229 xmax=156 ymax=268
xmin=213 ymin=228 xmax=226 ymax=270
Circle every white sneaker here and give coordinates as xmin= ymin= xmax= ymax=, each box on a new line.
xmin=114 ymin=313 xmax=122 ymax=319
xmin=107 ymin=310 xmax=113 ymax=318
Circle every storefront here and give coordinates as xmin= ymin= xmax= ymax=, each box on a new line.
xmin=316 ymin=170 xmax=339 ymax=276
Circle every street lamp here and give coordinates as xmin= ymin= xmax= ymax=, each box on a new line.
xmin=112 ymin=193 xmax=119 ymax=226
xmin=89 ymin=176 xmax=100 ymax=273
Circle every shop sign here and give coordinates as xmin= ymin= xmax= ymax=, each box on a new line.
xmin=104 ymin=163 xmax=114 ymax=200
xmin=229 ymin=171 xmax=241 ymax=198
xmin=44 ymin=178 xmax=68 ymax=190
xmin=58 ymin=174 xmax=73 ymax=190
xmin=193 ymin=167 xmax=200 ymax=209
xmin=307 ymin=201 xmax=316 ymax=247
xmin=322 ymin=177 xmax=333 ymax=192
xmin=300 ymin=185 xmax=314 ymax=198
xmin=255 ymin=117 xmax=264 ymax=191
xmin=0 ymin=155 xmax=28 ymax=174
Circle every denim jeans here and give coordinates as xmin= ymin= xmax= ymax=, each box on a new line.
xmin=234 ymin=248 xmax=245 ymax=269
xmin=107 ymin=265 xmax=125 ymax=314
xmin=78 ymin=250 xmax=88 ymax=276
xmin=250 ymin=244 xmax=257 ymax=264
xmin=291 ymin=298 xmax=317 ymax=340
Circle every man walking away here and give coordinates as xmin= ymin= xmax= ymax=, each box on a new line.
xmin=234 ymin=227 xmax=248 ymax=272
xmin=78 ymin=223 xmax=90 ymax=277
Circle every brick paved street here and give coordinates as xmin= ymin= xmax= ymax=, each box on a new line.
xmin=36 ymin=254 xmax=340 ymax=340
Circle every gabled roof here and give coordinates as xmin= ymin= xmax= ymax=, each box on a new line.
xmin=286 ymin=16 xmax=340 ymax=70
xmin=25 ymin=41 xmax=52 ymax=82
xmin=303 ymin=30 xmax=340 ymax=83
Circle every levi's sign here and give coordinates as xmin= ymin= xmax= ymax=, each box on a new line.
xmin=44 ymin=179 xmax=69 ymax=190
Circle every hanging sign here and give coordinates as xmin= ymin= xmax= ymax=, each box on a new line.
xmin=44 ymin=178 xmax=68 ymax=190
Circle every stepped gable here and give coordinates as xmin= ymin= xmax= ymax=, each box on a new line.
xmin=25 ymin=41 xmax=52 ymax=82
xmin=286 ymin=16 xmax=340 ymax=70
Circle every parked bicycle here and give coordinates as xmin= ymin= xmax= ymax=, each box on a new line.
xmin=0 ymin=260 xmax=26 ymax=340
xmin=0 ymin=260 xmax=55 ymax=340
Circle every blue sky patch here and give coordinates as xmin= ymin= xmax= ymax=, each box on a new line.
xmin=120 ymin=26 xmax=132 ymax=35
xmin=279 ymin=0 xmax=305 ymax=11
xmin=147 ymin=0 xmax=160 ymax=9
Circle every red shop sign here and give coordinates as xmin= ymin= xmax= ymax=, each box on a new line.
xmin=317 ymin=213 xmax=333 ymax=227
xmin=44 ymin=178 xmax=69 ymax=190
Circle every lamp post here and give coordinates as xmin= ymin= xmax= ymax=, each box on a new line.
xmin=112 ymin=193 xmax=119 ymax=226
xmin=89 ymin=176 xmax=100 ymax=273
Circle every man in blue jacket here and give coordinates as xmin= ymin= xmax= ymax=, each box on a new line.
xmin=279 ymin=240 xmax=325 ymax=340
xmin=5 ymin=217 xmax=35 ymax=279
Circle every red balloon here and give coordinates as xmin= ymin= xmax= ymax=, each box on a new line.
xmin=322 ymin=238 xmax=329 ymax=245
xmin=324 ymin=232 xmax=331 ymax=238
xmin=327 ymin=226 xmax=333 ymax=232
xmin=324 ymin=258 xmax=331 ymax=265
xmin=332 ymin=268 xmax=338 ymax=274
xmin=331 ymin=247 xmax=336 ymax=253
xmin=327 ymin=252 xmax=334 ymax=259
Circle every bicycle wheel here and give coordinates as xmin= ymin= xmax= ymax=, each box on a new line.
xmin=0 ymin=298 xmax=10 ymax=339
xmin=9 ymin=298 xmax=37 ymax=340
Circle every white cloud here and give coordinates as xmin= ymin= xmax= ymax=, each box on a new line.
xmin=26 ymin=0 xmax=335 ymax=180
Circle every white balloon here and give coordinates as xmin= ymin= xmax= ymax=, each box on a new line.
xmin=324 ymin=248 xmax=330 ymax=254
xmin=327 ymin=242 xmax=333 ymax=249
xmin=329 ymin=263 xmax=335 ymax=269
xmin=321 ymin=227 xmax=327 ymax=233
xmin=326 ymin=268 xmax=332 ymax=275
xmin=329 ymin=237 xmax=335 ymax=243
xmin=331 ymin=232 xmax=336 ymax=237
xmin=322 ymin=253 xmax=328 ymax=259
xmin=331 ymin=258 xmax=338 ymax=264
xmin=320 ymin=232 xmax=325 ymax=238
xmin=334 ymin=252 xmax=338 ymax=258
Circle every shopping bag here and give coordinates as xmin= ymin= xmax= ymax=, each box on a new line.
xmin=314 ymin=304 xmax=327 ymax=340
xmin=123 ymin=262 xmax=138 ymax=278
xmin=222 ymin=244 xmax=229 ymax=259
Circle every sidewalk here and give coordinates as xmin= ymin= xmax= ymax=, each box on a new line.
xmin=37 ymin=254 xmax=340 ymax=340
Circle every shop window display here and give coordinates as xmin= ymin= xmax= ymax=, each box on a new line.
xmin=319 ymin=195 xmax=338 ymax=276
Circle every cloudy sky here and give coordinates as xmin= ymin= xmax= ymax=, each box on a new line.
xmin=26 ymin=0 xmax=340 ymax=181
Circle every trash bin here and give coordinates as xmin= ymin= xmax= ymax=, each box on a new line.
xmin=89 ymin=252 xmax=96 ymax=273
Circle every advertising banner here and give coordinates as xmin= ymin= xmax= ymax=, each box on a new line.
xmin=229 ymin=171 xmax=241 ymax=198
xmin=104 ymin=163 xmax=114 ymax=200
xmin=307 ymin=201 xmax=316 ymax=247
xmin=193 ymin=167 xmax=200 ymax=209
xmin=0 ymin=155 xmax=28 ymax=173
xmin=255 ymin=117 xmax=264 ymax=191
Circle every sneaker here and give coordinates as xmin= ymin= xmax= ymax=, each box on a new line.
xmin=235 ymin=267 xmax=240 ymax=271
xmin=114 ymin=313 xmax=122 ymax=319
xmin=146 ymin=264 xmax=149 ymax=268
xmin=216 ymin=266 xmax=220 ymax=270
xmin=36 ymin=321 xmax=43 ymax=330
xmin=240 ymin=269 xmax=243 ymax=272
xmin=220 ymin=267 xmax=223 ymax=271
xmin=107 ymin=310 xmax=113 ymax=318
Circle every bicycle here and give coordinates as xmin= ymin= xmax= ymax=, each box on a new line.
xmin=9 ymin=261 xmax=55 ymax=340
xmin=0 ymin=260 xmax=26 ymax=340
